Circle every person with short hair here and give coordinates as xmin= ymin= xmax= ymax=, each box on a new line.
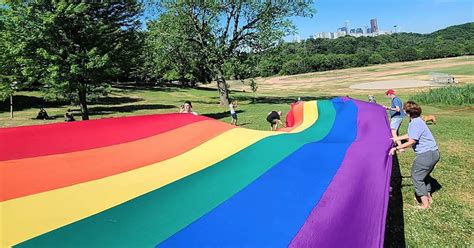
xmin=266 ymin=111 xmax=284 ymax=131
xmin=180 ymin=101 xmax=198 ymax=115
xmin=390 ymin=101 xmax=440 ymax=209
xmin=384 ymin=89 xmax=405 ymax=147
xmin=229 ymin=100 xmax=238 ymax=125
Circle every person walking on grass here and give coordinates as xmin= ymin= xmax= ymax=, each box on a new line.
xmin=229 ymin=100 xmax=238 ymax=125
xmin=266 ymin=111 xmax=284 ymax=131
xmin=389 ymin=101 xmax=440 ymax=209
xmin=384 ymin=89 xmax=405 ymax=148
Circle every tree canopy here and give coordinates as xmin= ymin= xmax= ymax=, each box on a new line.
xmin=0 ymin=1 xmax=143 ymax=120
xmin=144 ymin=0 xmax=314 ymax=105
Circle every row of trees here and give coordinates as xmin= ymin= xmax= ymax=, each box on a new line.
xmin=250 ymin=25 xmax=474 ymax=77
xmin=1 ymin=1 xmax=473 ymax=120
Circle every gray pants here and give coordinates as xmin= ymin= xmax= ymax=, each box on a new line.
xmin=412 ymin=150 xmax=440 ymax=196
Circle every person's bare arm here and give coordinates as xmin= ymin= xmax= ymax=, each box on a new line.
xmin=278 ymin=119 xmax=286 ymax=127
xmin=392 ymin=134 xmax=409 ymax=142
xmin=384 ymin=106 xmax=401 ymax=112
xmin=389 ymin=138 xmax=416 ymax=155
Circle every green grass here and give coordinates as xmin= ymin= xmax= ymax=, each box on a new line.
xmin=391 ymin=64 xmax=474 ymax=77
xmin=1 ymin=85 xmax=473 ymax=247
xmin=412 ymin=84 xmax=474 ymax=105
xmin=392 ymin=102 xmax=474 ymax=247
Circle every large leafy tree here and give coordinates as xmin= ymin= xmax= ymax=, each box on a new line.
xmin=1 ymin=1 xmax=142 ymax=120
xmin=150 ymin=1 xmax=314 ymax=105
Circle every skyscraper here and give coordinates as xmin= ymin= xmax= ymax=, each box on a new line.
xmin=370 ymin=18 xmax=378 ymax=33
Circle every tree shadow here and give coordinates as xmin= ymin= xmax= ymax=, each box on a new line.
xmin=202 ymin=110 xmax=244 ymax=120
xmin=113 ymin=82 xmax=185 ymax=92
xmin=195 ymin=86 xmax=217 ymax=92
xmin=90 ymin=96 xmax=142 ymax=105
xmin=1 ymin=95 xmax=147 ymax=113
xmin=384 ymin=154 xmax=406 ymax=247
xmin=88 ymin=104 xmax=176 ymax=116
xmin=0 ymin=95 xmax=67 ymax=113
xmin=228 ymin=95 xmax=334 ymax=104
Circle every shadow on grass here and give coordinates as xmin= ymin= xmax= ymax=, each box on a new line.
xmin=228 ymin=95 xmax=334 ymax=104
xmin=0 ymin=95 xmax=67 ymax=113
xmin=203 ymin=110 xmax=244 ymax=120
xmin=384 ymin=154 xmax=406 ymax=247
xmin=89 ymin=104 xmax=176 ymax=116
xmin=90 ymin=96 xmax=142 ymax=105
xmin=113 ymin=83 xmax=185 ymax=92
xmin=1 ymin=95 xmax=146 ymax=113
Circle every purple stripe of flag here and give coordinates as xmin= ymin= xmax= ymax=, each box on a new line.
xmin=290 ymin=99 xmax=393 ymax=248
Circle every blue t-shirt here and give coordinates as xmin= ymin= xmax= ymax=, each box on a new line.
xmin=408 ymin=117 xmax=438 ymax=154
xmin=390 ymin=97 xmax=405 ymax=118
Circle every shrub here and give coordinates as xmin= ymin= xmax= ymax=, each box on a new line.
xmin=411 ymin=84 xmax=474 ymax=105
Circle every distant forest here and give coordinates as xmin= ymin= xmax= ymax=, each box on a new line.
xmin=227 ymin=22 xmax=474 ymax=79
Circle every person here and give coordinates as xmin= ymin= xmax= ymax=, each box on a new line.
xmin=266 ymin=111 xmax=284 ymax=131
xmin=179 ymin=101 xmax=198 ymax=115
xmin=64 ymin=109 xmax=75 ymax=122
xmin=229 ymin=100 xmax=238 ymax=125
xmin=368 ymin=95 xmax=377 ymax=103
xmin=384 ymin=89 xmax=405 ymax=148
xmin=389 ymin=101 xmax=440 ymax=209
xmin=36 ymin=107 xmax=49 ymax=120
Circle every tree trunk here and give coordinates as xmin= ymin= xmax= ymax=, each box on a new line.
xmin=78 ymin=88 xmax=90 ymax=120
xmin=216 ymin=70 xmax=230 ymax=106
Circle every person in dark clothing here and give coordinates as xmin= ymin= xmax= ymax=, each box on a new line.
xmin=36 ymin=108 xmax=49 ymax=120
xmin=266 ymin=111 xmax=284 ymax=131
xmin=64 ymin=109 xmax=76 ymax=122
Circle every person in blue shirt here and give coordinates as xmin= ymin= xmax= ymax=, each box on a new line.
xmin=384 ymin=89 xmax=405 ymax=148
xmin=390 ymin=101 xmax=440 ymax=209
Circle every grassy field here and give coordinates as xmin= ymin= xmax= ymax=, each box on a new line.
xmin=1 ymin=58 xmax=473 ymax=246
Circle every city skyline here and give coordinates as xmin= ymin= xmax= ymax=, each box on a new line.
xmin=287 ymin=0 xmax=473 ymax=40
xmin=312 ymin=18 xmax=394 ymax=40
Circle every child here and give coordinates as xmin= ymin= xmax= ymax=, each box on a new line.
xmin=368 ymin=95 xmax=377 ymax=103
xmin=229 ymin=100 xmax=238 ymax=125
xmin=179 ymin=101 xmax=198 ymax=115
xmin=384 ymin=89 xmax=405 ymax=148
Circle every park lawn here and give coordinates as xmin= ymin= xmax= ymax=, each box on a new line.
xmin=1 ymin=86 xmax=473 ymax=246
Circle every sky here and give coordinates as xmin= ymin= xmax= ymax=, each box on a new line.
xmin=289 ymin=0 xmax=474 ymax=39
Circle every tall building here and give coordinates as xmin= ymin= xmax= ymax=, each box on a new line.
xmin=370 ymin=18 xmax=378 ymax=33
xmin=338 ymin=26 xmax=348 ymax=35
xmin=356 ymin=28 xmax=363 ymax=34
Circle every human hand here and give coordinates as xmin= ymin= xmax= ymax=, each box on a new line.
xmin=389 ymin=147 xmax=397 ymax=156
xmin=391 ymin=136 xmax=400 ymax=142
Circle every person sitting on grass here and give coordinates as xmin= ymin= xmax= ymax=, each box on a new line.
xmin=64 ymin=109 xmax=75 ymax=122
xmin=179 ymin=101 xmax=198 ymax=115
xmin=266 ymin=111 xmax=284 ymax=131
xmin=229 ymin=100 xmax=238 ymax=125
xmin=36 ymin=107 xmax=49 ymax=120
xmin=389 ymin=101 xmax=440 ymax=209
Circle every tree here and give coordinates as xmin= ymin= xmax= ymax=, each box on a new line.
xmin=2 ymin=1 xmax=142 ymax=120
xmin=150 ymin=1 xmax=314 ymax=105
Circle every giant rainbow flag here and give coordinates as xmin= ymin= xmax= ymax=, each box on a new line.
xmin=0 ymin=98 xmax=393 ymax=247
